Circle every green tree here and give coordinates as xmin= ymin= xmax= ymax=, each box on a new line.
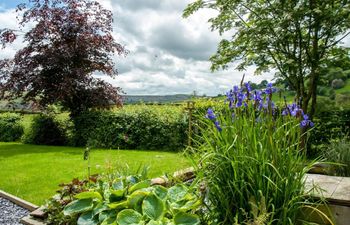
xmin=184 ymin=0 xmax=350 ymax=118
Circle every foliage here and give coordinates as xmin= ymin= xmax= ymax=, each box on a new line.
xmin=23 ymin=113 xmax=68 ymax=146
xmin=331 ymin=79 xmax=345 ymax=89
xmin=0 ymin=113 xmax=24 ymax=141
xmin=45 ymin=170 xmax=201 ymax=225
xmin=308 ymin=107 xmax=350 ymax=157
xmin=321 ymin=137 xmax=350 ymax=177
xmin=184 ymin=0 xmax=350 ymax=118
xmin=45 ymin=177 xmax=91 ymax=224
xmin=73 ymin=105 xmax=187 ymax=151
xmin=0 ymin=0 xmax=126 ymax=117
xmin=191 ymin=83 xmax=321 ymax=224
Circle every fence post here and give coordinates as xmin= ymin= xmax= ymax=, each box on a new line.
xmin=186 ymin=101 xmax=195 ymax=147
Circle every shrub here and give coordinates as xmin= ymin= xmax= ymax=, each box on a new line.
xmin=0 ymin=113 xmax=24 ymax=142
xmin=316 ymin=86 xmax=329 ymax=96
xmin=45 ymin=170 xmax=202 ymax=225
xmin=72 ymin=105 xmax=187 ymax=151
xmin=331 ymin=78 xmax=345 ymax=89
xmin=308 ymin=108 xmax=350 ymax=157
xmin=23 ymin=114 xmax=67 ymax=145
xmin=192 ymin=83 xmax=322 ymax=224
xmin=321 ymin=137 xmax=350 ymax=177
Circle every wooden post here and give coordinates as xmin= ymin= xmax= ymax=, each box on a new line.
xmin=186 ymin=101 xmax=195 ymax=147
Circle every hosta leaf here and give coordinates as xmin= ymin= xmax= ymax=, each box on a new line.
xmin=142 ymin=193 xmax=165 ymax=221
xmin=64 ymin=199 xmax=93 ymax=216
xmin=112 ymin=179 xmax=124 ymax=190
xmin=128 ymin=191 xmax=148 ymax=213
xmin=109 ymin=189 xmax=125 ymax=202
xmin=126 ymin=175 xmax=139 ymax=184
xmin=116 ymin=209 xmax=143 ymax=225
xmin=147 ymin=220 xmax=163 ymax=225
xmin=78 ymin=211 xmax=99 ymax=225
xmin=173 ymin=212 xmax=200 ymax=225
xmin=93 ymin=203 xmax=109 ymax=216
xmin=75 ymin=191 xmax=103 ymax=201
xmin=99 ymin=210 xmax=116 ymax=224
xmin=153 ymin=185 xmax=168 ymax=200
xmin=167 ymin=184 xmax=188 ymax=203
xmin=101 ymin=216 xmax=117 ymax=225
xmin=108 ymin=200 xmax=128 ymax=210
xmin=171 ymin=197 xmax=201 ymax=212
xmin=128 ymin=180 xmax=151 ymax=193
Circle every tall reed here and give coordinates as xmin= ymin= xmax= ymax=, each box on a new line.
xmin=192 ymin=83 xmax=318 ymax=224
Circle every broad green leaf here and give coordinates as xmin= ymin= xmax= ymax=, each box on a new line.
xmin=75 ymin=191 xmax=103 ymax=201
xmin=173 ymin=212 xmax=200 ymax=225
xmin=167 ymin=184 xmax=188 ymax=202
xmin=108 ymin=200 xmax=128 ymax=210
xmin=99 ymin=210 xmax=116 ymax=224
xmin=128 ymin=180 xmax=151 ymax=193
xmin=126 ymin=175 xmax=139 ymax=184
xmin=64 ymin=199 xmax=93 ymax=216
xmin=142 ymin=193 xmax=165 ymax=221
xmin=101 ymin=216 xmax=117 ymax=225
xmin=128 ymin=191 xmax=148 ymax=213
xmin=78 ymin=211 xmax=99 ymax=225
xmin=116 ymin=209 xmax=143 ymax=225
xmin=109 ymin=189 xmax=125 ymax=202
xmin=147 ymin=220 xmax=162 ymax=225
xmin=93 ymin=203 xmax=109 ymax=216
xmin=179 ymin=199 xmax=201 ymax=211
xmin=112 ymin=180 xmax=124 ymax=190
xmin=153 ymin=185 xmax=168 ymax=200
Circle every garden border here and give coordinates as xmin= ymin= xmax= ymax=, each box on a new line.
xmin=0 ymin=189 xmax=38 ymax=212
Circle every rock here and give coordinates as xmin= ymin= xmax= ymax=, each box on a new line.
xmin=173 ymin=167 xmax=195 ymax=181
xmin=151 ymin=177 xmax=167 ymax=186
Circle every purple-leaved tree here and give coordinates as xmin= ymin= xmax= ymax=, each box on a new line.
xmin=0 ymin=0 xmax=127 ymax=117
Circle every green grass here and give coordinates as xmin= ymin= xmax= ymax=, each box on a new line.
xmin=0 ymin=142 xmax=190 ymax=205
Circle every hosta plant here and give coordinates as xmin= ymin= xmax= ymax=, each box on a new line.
xmin=46 ymin=172 xmax=202 ymax=225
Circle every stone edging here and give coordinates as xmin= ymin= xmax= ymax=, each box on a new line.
xmin=0 ymin=190 xmax=38 ymax=212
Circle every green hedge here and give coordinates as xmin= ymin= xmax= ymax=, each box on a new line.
xmin=308 ymin=108 xmax=350 ymax=156
xmin=23 ymin=114 xmax=68 ymax=146
xmin=0 ymin=113 xmax=24 ymax=142
xmin=72 ymin=106 xmax=187 ymax=151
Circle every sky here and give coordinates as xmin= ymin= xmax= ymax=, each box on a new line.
xmin=0 ymin=0 xmax=274 ymax=96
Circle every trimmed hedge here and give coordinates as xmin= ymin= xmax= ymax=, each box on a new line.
xmin=308 ymin=108 xmax=350 ymax=157
xmin=0 ymin=113 xmax=24 ymax=142
xmin=23 ymin=114 xmax=68 ymax=146
xmin=72 ymin=106 xmax=187 ymax=151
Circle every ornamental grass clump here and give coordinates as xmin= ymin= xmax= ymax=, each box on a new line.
xmin=193 ymin=82 xmax=320 ymax=224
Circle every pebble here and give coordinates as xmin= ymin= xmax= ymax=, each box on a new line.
xmin=0 ymin=197 xmax=29 ymax=225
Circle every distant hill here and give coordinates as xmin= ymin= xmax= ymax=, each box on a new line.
xmin=123 ymin=94 xmax=193 ymax=104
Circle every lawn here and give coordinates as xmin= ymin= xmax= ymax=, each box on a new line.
xmin=0 ymin=142 xmax=190 ymax=205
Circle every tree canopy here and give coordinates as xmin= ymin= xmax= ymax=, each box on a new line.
xmin=184 ymin=0 xmax=350 ymax=117
xmin=0 ymin=0 xmax=127 ymax=116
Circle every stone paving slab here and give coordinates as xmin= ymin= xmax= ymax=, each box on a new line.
xmin=305 ymin=174 xmax=350 ymax=206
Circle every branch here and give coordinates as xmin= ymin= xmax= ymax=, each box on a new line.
xmin=325 ymin=31 xmax=350 ymax=49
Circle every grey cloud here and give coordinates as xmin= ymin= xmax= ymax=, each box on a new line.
xmin=148 ymin=22 xmax=217 ymax=61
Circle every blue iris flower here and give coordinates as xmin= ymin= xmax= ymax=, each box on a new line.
xmin=214 ymin=121 xmax=222 ymax=132
xmin=206 ymin=108 xmax=216 ymax=120
xmin=244 ymin=82 xmax=252 ymax=92
xmin=265 ymin=83 xmax=277 ymax=95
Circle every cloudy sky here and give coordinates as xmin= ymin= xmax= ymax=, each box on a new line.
xmin=0 ymin=0 xmax=274 ymax=96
